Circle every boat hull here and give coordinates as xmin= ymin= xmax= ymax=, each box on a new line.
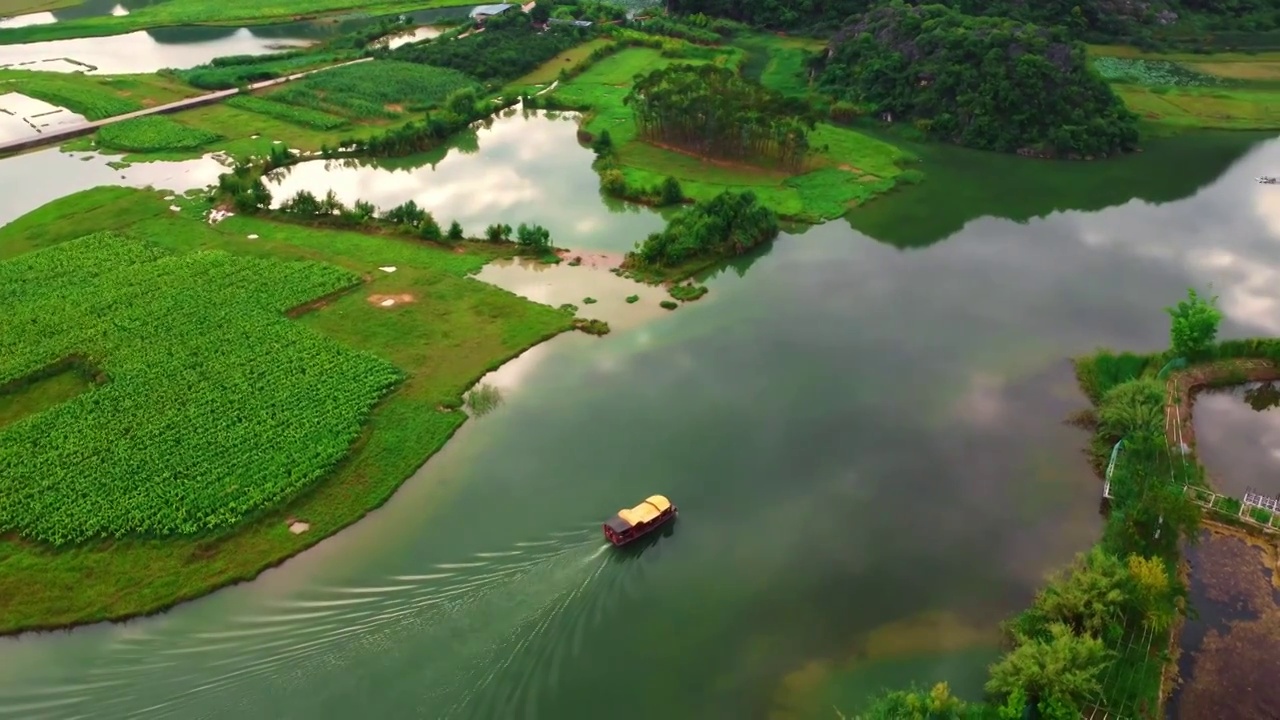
xmin=604 ymin=507 xmax=677 ymax=547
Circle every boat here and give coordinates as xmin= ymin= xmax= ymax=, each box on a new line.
xmin=602 ymin=495 xmax=677 ymax=546
xmin=1259 ymin=176 xmax=1279 ymax=184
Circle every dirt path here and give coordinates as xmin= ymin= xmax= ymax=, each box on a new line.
xmin=0 ymin=58 xmax=372 ymax=156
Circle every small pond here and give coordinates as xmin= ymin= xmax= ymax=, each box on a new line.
xmin=1193 ymin=381 xmax=1280 ymax=497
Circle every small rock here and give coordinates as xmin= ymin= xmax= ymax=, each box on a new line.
xmin=163 ymin=195 xmax=175 ymax=201
xmin=169 ymin=205 xmax=181 ymax=212
xmin=378 ymin=266 xmax=397 ymax=273
xmin=247 ymin=234 xmax=259 ymax=240
xmin=288 ymin=521 xmax=310 ymax=535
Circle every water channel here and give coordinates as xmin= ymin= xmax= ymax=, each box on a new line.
xmin=0 ymin=108 xmax=1277 ymax=718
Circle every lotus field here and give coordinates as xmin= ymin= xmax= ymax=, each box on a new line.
xmin=97 ymin=116 xmax=222 ymax=153
xmin=0 ymin=233 xmax=403 ymax=545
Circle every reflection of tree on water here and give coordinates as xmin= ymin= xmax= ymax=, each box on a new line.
xmin=51 ymin=0 xmax=157 ymax=22
xmin=846 ymin=131 xmax=1270 ymax=250
xmin=1243 ymin=382 xmax=1280 ymax=412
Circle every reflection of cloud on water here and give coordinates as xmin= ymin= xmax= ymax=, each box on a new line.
xmin=1061 ymin=139 xmax=1280 ymax=338
xmin=266 ymin=113 xmax=665 ymax=253
xmin=0 ymin=28 xmax=313 ymax=74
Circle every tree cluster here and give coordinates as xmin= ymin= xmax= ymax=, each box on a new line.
xmin=625 ymin=64 xmax=814 ymax=168
xmin=665 ymin=0 xmax=1277 ymax=39
xmin=389 ymin=21 xmax=594 ymax=83
xmin=279 ymin=193 xmax=451 ymax=241
xmin=815 ymin=3 xmax=1140 ymax=157
xmin=625 ymin=191 xmax=779 ymax=268
xmin=335 ymin=90 xmax=510 ymax=158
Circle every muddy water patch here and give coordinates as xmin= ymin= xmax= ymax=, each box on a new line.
xmin=0 ymin=92 xmax=85 ymax=143
xmin=0 ymin=146 xmax=225 ymax=227
xmin=1169 ymin=528 xmax=1280 ymax=720
xmin=1193 ymin=381 xmax=1280 ymax=497
xmin=477 ymin=256 xmax=671 ymax=333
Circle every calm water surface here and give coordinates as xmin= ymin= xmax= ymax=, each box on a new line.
xmin=0 ymin=116 xmax=1278 ymax=719
xmin=0 ymin=7 xmax=469 ymax=73
xmin=1193 ymin=382 xmax=1280 ymax=497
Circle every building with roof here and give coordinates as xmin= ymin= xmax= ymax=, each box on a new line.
xmin=469 ymin=3 xmax=515 ymax=20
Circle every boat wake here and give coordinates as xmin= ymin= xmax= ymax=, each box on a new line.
xmin=1 ymin=526 xmax=627 ymax=720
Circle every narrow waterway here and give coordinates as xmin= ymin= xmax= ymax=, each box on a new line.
xmin=0 ymin=113 xmax=1277 ymax=719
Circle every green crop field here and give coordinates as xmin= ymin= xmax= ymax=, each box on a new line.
xmin=0 ymin=231 xmax=402 ymax=544
xmin=543 ymin=48 xmax=912 ymax=222
xmin=0 ymin=187 xmax=573 ymax=632
xmin=225 ymin=95 xmax=350 ymax=131
xmin=272 ymin=60 xmax=480 ymax=119
xmin=96 ymin=116 xmax=222 ymax=153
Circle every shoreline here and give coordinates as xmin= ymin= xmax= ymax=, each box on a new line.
xmin=0 ymin=309 xmax=574 ymax=639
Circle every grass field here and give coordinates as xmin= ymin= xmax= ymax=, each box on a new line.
xmin=0 ymin=70 xmax=200 ymax=121
xmin=271 ymin=60 xmax=480 ymax=119
xmin=0 ymin=0 xmax=465 ymax=44
xmin=733 ymin=33 xmax=824 ymax=98
xmin=541 ymin=47 xmax=914 ymax=222
xmin=0 ymin=186 xmax=573 ymax=632
xmin=0 ymin=0 xmax=81 ymax=14
xmin=1088 ymin=45 xmax=1280 ymax=132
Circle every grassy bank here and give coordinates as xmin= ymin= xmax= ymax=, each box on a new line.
xmin=0 ymin=186 xmax=574 ymax=633
xmin=1089 ymin=46 xmax=1280 ymax=132
xmin=0 ymin=0 xmax=468 ymax=45
xmin=525 ymin=42 xmax=916 ymax=223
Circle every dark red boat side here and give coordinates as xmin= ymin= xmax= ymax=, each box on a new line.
xmin=602 ymin=495 xmax=677 ymax=547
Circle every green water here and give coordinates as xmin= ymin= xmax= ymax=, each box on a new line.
xmin=0 ymin=116 xmax=1277 ymax=719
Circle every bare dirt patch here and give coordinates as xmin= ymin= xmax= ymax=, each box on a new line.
xmin=367 ymin=293 xmax=415 ymax=308
xmin=384 ymin=103 xmax=404 ymax=113
xmin=556 ymin=249 xmax=624 ymax=269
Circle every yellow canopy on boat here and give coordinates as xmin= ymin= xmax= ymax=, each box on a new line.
xmin=616 ymin=495 xmax=671 ymax=526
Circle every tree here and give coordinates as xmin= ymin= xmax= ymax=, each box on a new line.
xmin=1028 ymin=547 xmax=1130 ymax=638
xmin=985 ymin=622 xmax=1111 ymax=719
xmin=658 ymin=176 xmax=685 ymax=206
xmin=856 ymin=682 xmax=983 ymax=719
xmin=515 ymin=223 xmax=552 ymax=252
xmin=530 ymin=1 xmax=551 ymax=23
xmin=484 ymin=223 xmax=513 ymax=242
xmin=814 ymin=2 xmax=1139 ymax=157
xmin=447 ymin=220 xmax=465 ymax=241
xmin=591 ymin=129 xmax=614 ymax=157
xmin=625 ymin=190 xmax=779 ymax=268
xmin=1166 ymin=287 xmax=1222 ymax=359
xmin=625 ymin=63 xmax=813 ymax=168
xmin=1097 ymin=377 xmax=1165 ymax=445
xmin=419 ymin=213 xmax=443 ymax=241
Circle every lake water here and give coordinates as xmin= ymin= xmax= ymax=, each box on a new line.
xmin=0 ymin=112 xmax=1277 ymax=719
xmin=0 ymin=7 xmax=470 ymax=74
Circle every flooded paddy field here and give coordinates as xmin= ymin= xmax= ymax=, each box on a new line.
xmin=1169 ymin=527 xmax=1280 ymax=720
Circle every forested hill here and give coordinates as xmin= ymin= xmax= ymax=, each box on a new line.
xmin=815 ymin=2 xmax=1140 ymax=157
xmin=665 ymin=0 xmax=1278 ymax=39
